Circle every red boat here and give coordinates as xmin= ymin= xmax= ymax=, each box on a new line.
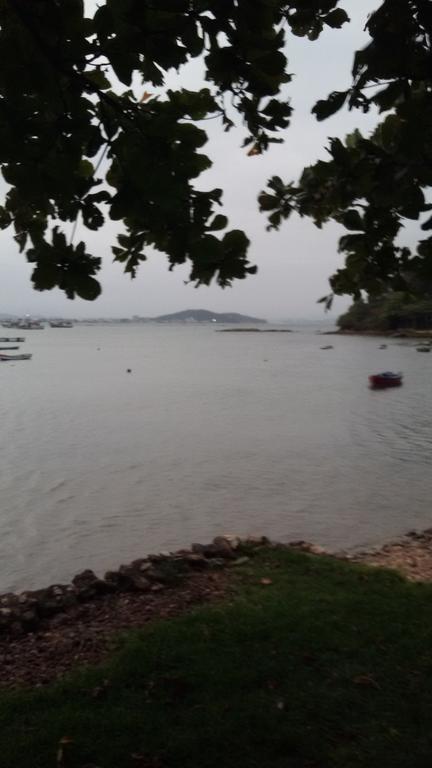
xmin=369 ymin=371 xmax=403 ymax=389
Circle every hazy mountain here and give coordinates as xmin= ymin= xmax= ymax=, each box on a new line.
xmin=154 ymin=309 xmax=267 ymax=324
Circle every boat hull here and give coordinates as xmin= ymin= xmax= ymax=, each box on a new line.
xmin=369 ymin=373 xmax=402 ymax=389
xmin=49 ymin=322 xmax=73 ymax=328
xmin=0 ymin=354 xmax=32 ymax=361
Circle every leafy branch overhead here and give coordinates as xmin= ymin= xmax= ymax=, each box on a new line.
xmin=2 ymin=1 xmax=429 ymax=302
xmin=0 ymin=0 xmax=347 ymax=299
xmin=259 ymin=0 xmax=432 ymax=302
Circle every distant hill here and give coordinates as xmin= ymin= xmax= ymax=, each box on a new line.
xmin=154 ymin=309 xmax=267 ymax=324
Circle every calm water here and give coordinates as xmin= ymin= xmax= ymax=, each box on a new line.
xmin=1 ymin=323 xmax=431 ymax=592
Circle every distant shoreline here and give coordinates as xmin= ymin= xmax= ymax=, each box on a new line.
xmin=324 ymin=329 xmax=432 ymax=338
xmin=217 ymin=328 xmax=292 ymax=333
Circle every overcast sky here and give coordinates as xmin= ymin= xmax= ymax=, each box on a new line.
xmin=1 ymin=1 xmax=383 ymax=320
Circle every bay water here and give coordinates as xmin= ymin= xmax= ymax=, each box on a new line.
xmin=1 ymin=322 xmax=431 ymax=592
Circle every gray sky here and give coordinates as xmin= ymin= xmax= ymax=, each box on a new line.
xmin=1 ymin=1 xmax=382 ymax=320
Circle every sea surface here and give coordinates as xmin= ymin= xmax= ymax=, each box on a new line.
xmin=1 ymin=322 xmax=431 ymax=592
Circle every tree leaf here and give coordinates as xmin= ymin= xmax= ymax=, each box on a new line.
xmin=312 ymin=91 xmax=347 ymax=121
xmin=207 ymin=214 xmax=228 ymax=231
xmin=85 ymin=69 xmax=111 ymax=91
xmin=342 ymin=210 xmax=364 ymax=231
xmin=258 ymin=193 xmax=279 ymax=211
xmin=324 ymin=9 xmax=350 ymax=28
xmin=421 ymin=215 xmax=432 ymax=231
xmin=74 ymin=275 xmax=101 ymax=301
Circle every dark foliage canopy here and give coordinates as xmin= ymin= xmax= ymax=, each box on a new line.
xmin=338 ymin=293 xmax=432 ymax=332
xmin=259 ymin=0 xmax=432 ymax=306
xmin=0 ymin=1 xmax=429 ymax=301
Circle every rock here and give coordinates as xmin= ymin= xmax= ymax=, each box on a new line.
xmin=52 ymin=586 xmax=66 ymax=597
xmin=192 ymin=539 xmax=235 ymax=560
xmin=49 ymin=613 xmax=70 ymax=628
xmin=288 ymin=542 xmax=326 ymax=555
xmin=182 ymin=554 xmax=210 ymax=570
xmin=106 ymin=566 xmax=151 ymax=592
xmin=191 ymin=543 xmax=206 ymax=555
xmin=72 ymin=571 xmax=114 ymax=599
xmin=104 ymin=570 xmax=124 ymax=588
xmin=221 ymin=535 xmax=242 ymax=549
xmin=9 ymin=621 xmax=23 ymax=636
xmin=139 ymin=562 xmax=153 ymax=572
xmin=20 ymin=610 xmax=38 ymax=632
xmin=213 ymin=536 xmax=236 ymax=557
xmin=145 ymin=561 xmax=186 ymax=585
xmin=72 ymin=569 xmax=98 ymax=588
xmin=148 ymin=553 xmax=170 ymax=563
xmin=36 ymin=597 xmax=64 ymax=618
xmin=0 ymin=594 xmax=16 ymax=607
xmin=307 ymin=544 xmax=327 ymax=556
xmin=229 ymin=556 xmax=250 ymax=567
xmin=244 ymin=535 xmax=270 ymax=547
xmin=18 ymin=594 xmax=30 ymax=605
xmin=128 ymin=574 xmax=151 ymax=592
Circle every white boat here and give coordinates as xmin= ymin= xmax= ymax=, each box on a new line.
xmin=0 ymin=353 xmax=32 ymax=361
xmin=16 ymin=322 xmax=43 ymax=330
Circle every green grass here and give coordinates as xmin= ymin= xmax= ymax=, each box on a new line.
xmin=2 ymin=548 xmax=432 ymax=767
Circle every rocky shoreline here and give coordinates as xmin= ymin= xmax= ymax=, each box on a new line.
xmin=0 ymin=536 xmax=266 ymax=688
xmin=0 ymin=535 xmax=261 ymax=639
xmin=2 ymin=531 xmax=432 ymax=688
xmin=347 ymin=528 xmax=432 ymax=581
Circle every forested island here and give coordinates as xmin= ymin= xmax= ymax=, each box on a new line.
xmin=338 ymin=294 xmax=432 ymax=333
xmin=154 ymin=309 xmax=267 ymax=324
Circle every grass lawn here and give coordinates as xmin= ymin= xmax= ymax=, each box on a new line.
xmin=1 ymin=547 xmax=432 ymax=767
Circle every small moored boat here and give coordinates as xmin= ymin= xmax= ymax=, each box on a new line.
xmin=369 ymin=371 xmax=403 ymax=389
xmin=416 ymin=346 xmax=431 ymax=352
xmin=49 ymin=321 xmax=73 ymax=328
xmin=0 ymin=353 xmax=32 ymax=361
xmin=3 ymin=321 xmax=43 ymax=330
xmin=0 ymin=337 xmax=25 ymax=342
